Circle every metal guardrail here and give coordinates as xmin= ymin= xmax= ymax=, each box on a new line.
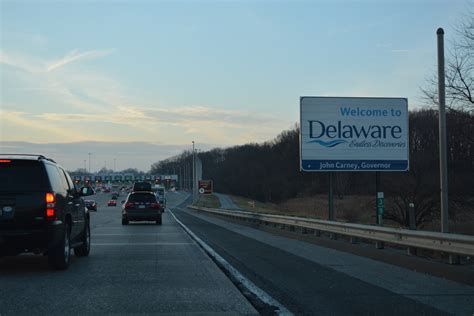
xmin=188 ymin=205 xmax=474 ymax=257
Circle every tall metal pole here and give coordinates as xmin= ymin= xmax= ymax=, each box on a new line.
xmin=88 ymin=153 xmax=92 ymax=173
xmin=437 ymin=27 xmax=449 ymax=233
xmin=113 ymin=158 xmax=116 ymax=172
xmin=83 ymin=160 xmax=87 ymax=170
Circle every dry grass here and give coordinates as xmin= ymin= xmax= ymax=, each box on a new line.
xmin=229 ymin=194 xmax=474 ymax=235
xmin=194 ymin=194 xmax=221 ymax=208
xmin=230 ymin=194 xmax=374 ymax=224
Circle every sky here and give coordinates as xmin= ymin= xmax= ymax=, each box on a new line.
xmin=0 ymin=0 xmax=470 ymax=171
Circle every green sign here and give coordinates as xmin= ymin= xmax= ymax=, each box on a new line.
xmin=377 ymin=192 xmax=384 ymax=215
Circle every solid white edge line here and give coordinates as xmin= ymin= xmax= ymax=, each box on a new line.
xmin=169 ymin=209 xmax=293 ymax=316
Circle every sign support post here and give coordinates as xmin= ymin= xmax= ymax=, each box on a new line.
xmin=375 ymin=172 xmax=384 ymax=249
xmin=328 ymin=173 xmax=334 ymax=221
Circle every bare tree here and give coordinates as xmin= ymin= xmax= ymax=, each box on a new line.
xmin=421 ymin=11 xmax=474 ymax=112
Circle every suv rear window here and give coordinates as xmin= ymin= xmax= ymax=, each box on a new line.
xmin=128 ymin=193 xmax=157 ymax=203
xmin=0 ymin=160 xmax=49 ymax=192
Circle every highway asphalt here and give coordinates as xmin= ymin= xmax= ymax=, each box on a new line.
xmin=0 ymin=190 xmax=257 ymax=315
xmin=172 ymin=198 xmax=474 ymax=316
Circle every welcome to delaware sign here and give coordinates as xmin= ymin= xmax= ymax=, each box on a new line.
xmin=300 ymin=97 xmax=409 ymax=172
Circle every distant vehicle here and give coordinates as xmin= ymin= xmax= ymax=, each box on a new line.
xmin=0 ymin=154 xmax=94 ymax=270
xmin=85 ymin=200 xmax=97 ymax=212
xmin=108 ymin=200 xmax=117 ymax=207
xmin=111 ymin=194 xmax=118 ymax=200
xmin=132 ymin=181 xmax=152 ymax=192
xmin=152 ymin=185 xmax=166 ymax=212
xmin=122 ymin=192 xmax=162 ymax=225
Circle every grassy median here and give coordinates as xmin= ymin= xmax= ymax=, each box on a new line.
xmin=193 ymin=194 xmax=221 ymax=208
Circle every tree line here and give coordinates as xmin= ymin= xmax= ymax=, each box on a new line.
xmin=151 ymin=109 xmax=473 ymax=228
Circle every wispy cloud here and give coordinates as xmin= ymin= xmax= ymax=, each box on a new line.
xmin=46 ymin=49 xmax=114 ymax=72
xmin=38 ymin=105 xmax=283 ymax=130
xmin=1 ymin=49 xmax=114 ymax=73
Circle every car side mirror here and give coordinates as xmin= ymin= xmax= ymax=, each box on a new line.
xmin=80 ymin=187 xmax=95 ymax=196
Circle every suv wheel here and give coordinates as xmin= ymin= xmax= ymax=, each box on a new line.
xmin=48 ymin=223 xmax=70 ymax=270
xmin=122 ymin=218 xmax=129 ymax=225
xmin=156 ymin=215 xmax=162 ymax=225
xmin=74 ymin=220 xmax=90 ymax=257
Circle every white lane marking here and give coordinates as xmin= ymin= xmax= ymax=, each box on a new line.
xmin=169 ymin=209 xmax=293 ymax=316
xmin=92 ymin=242 xmax=193 ymax=246
xmin=93 ymin=233 xmax=182 ymax=236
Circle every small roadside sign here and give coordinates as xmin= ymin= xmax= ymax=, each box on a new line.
xmin=198 ymin=180 xmax=213 ymax=195
xmin=377 ymin=192 xmax=384 ymax=215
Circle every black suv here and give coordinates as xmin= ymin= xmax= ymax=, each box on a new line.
xmin=0 ymin=155 xmax=94 ymax=270
xmin=122 ymin=188 xmax=162 ymax=225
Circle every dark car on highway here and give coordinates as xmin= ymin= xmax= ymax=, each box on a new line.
xmin=122 ymin=192 xmax=162 ymax=225
xmin=85 ymin=200 xmax=97 ymax=212
xmin=0 ymin=154 xmax=94 ymax=270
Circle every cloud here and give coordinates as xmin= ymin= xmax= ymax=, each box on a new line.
xmin=0 ymin=141 xmax=216 ymax=171
xmin=2 ymin=48 xmax=289 ymax=146
xmin=37 ymin=104 xmax=284 ymax=131
xmin=46 ymin=49 xmax=114 ymax=72
xmin=0 ymin=51 xmax=44 ymax=73
xmin=0 ymin=49 xmax=114 ymax=73
xmin=0 ymin=110 xmax=80 ymax=141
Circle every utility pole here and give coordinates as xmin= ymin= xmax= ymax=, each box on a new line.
xmin=437 ymin=27 xmax=449 ymax=233
xmin=113 ymin=158 xmax=116 ymax=172
xmin=88 ymin=153 xmax=92 ymax=173
xmin=192 ymin=141 xmax=196 ymax=201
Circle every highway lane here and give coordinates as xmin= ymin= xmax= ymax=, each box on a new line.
xmin=172 ymin=201 xmax=474 ymax=316
xmin=0 ymin=189 xmax=258 ymax=315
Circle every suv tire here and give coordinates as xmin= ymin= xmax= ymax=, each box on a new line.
xmin=122 ymin=218 xmax=129 ymax=225
xmin=156 ymin=215 xmax=162 ymax=225
xmin=48 ymin=223 xmax=71 ymax=270
xmin=74 ymin=220 xmax=90 ymax=257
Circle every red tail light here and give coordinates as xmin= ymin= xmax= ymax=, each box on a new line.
xmin=150 ymin=203 xmax=161 ymax=209
xmin=45 ymin=192 xmax=56 ymax=219
xmin=125 ymin=202 xmax=135 ymax=209
xmin=0 ymin=159 xmax=11 ymax=163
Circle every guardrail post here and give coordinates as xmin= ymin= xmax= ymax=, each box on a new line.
xmin=449 ymin=254 xmax=460 ymax=265
xmin=408 ymin=203 xmax=416 ymax=230
xmin=350 ymin=236 xmax=358 ymax=244
xmin=314 ymin=230 xmax=321 ymax=237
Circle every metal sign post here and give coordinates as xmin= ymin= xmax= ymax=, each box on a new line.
xmin=328 ymin=173 xmax=334 ymax=221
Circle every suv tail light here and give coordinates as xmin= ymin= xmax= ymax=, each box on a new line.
xmin=125 ymin=202 xmax=135 ymax=209
xmin=45 ymin=192 xmax=56 ymax=219
xmin=150 ymin=203 xmax=160 ymax=209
